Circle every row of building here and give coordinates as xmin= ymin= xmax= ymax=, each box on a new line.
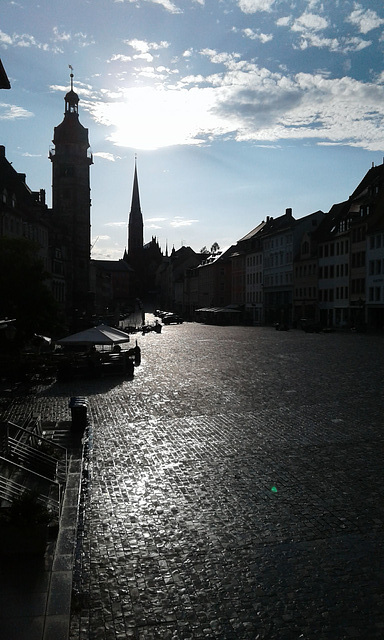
xmin=1 ymin=62 xmax=384 ymax=332
xmin=156 ymin=164 xmax=384 ymax=331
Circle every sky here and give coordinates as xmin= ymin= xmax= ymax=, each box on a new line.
xmin=2 ymin=0 xmax=384 ymax=259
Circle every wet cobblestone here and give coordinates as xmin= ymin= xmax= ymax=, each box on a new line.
xmin=2 ymin=324 xmax=384 ymax=639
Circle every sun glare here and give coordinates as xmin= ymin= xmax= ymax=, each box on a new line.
xmin=101 ymin=86 xmax=217 ymax=150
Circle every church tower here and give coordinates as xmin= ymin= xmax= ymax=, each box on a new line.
xmin=128 ymin=159 xmax=144 ymax=258
xmin=49 ymin=68 xmax=93 ymax=328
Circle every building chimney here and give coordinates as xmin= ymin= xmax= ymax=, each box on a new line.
xmin=0 ymin=145 xmax=5 ymax=158
xmin=286 ymin=207 xmax=292 ymax=216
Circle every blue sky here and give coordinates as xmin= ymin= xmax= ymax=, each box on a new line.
xmin=2 ymin=0 xmax=384 ymax=258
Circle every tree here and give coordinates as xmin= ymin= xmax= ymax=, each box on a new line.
xmin=0 ymin=237 xmax=60 ymax=342
xmin=210 ymin=242 xmax=220 ymax=254
xmin=200 ymin=246 xmax=210 ymax=254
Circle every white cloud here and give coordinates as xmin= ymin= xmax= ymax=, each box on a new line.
xmin=242 ymin=29 xmax=273 ymax=43
xmin=0 ymin=26 xmax=93 ymax=52
xmin=291 ymin=12 xmax=329 ymax=33
xmin=109 ymin=54 xmax=132 ymax=63
xmin=276 ymin=17 xmax=291 ymax=27
xmin=125 ymin=39 xmax=170 ymax=52
xmin=277 ymin=11 xmax=371 ymax=53
xmin=296 ymin=34 xmax=371 ymax=53
xmin=104 ymin=222 xmax=126 ymax=227
xmin=85 ymin=50 xmax=384 ymax=152
xmin=238 ymin=0 xmax=275 ymax=14
xmin=0 ymin=103 xmax=33 ymax=120
xmin=347 ymin=4 xmax=384 ymax=35
xmin=93 ymin=152 xmax=119 ymax=161
xmin=170 ymin=217 xmax=199 ymax=227
xmin=0 ymin=30 xmax=13 ymax=46
xmin=52 ymin=27 xmax=71 ymax=42
xmin=114 ymin=0 xmax=181 ymax=13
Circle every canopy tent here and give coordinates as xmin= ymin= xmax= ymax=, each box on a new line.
xmin=56 ymin=324 xmax=130 ymax=346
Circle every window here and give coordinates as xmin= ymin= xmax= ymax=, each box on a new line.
xmin=369 ymin=261 xmax=375 ymax=276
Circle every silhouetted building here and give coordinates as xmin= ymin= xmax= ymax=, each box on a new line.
xmin=49 ymin=70 xmax=93 ymax=329
xmin=0 ymin=146 xmax=49 ymax=266
xmin=123 ymin=161 xmax=163 ymax=298
xmin=90 ymin=259 xmax=133 ymax=321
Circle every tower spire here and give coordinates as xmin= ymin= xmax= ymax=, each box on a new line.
xmin=128 ymin=156 xmax=144 ymax=256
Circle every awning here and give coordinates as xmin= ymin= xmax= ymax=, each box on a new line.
xmin=56 ymin=324 xmax=130 ymax=346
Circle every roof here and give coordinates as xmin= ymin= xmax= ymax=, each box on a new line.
xmin=349 ymin=163 xmax=384 ymax=200
xmin=238 ymin=221 xmax=266 ymax=242
xmin=91 ymin=259 xmax=133 ymax=273
xmin=0 ymin=60 xmax=10 ymax=89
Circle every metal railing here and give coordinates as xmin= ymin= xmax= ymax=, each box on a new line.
xmin=1 ymin=419 xmax=68 ymax=481
xmin=0 ymin=456 xmax=62 ymax=516
xmin=0 ymin=417 xmax=68 ymax=517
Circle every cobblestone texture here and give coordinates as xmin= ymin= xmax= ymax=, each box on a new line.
xmin=2 ymin=325 xmax=384 ymax=639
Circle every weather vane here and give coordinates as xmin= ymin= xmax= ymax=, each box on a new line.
xmin=69 ymin=64 xmax=74 ymax=90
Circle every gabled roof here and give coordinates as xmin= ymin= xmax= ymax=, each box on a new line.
xmin=238 ymin=221 xmax=266 ymax=242
xmin=0 ymin=60 xmax=10 ymax=89
xmin=349 ymin=163 xmax=384 ymax=200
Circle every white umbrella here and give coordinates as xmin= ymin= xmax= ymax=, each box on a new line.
xmin=56 ymin=324 xmax=130 ymax=346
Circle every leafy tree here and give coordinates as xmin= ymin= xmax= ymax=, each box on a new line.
xmin=200 ymin=246 xmax=210 ymax=254
xmin=210 ymin=242 xmax=220 ymax=254
xmin=0 ymin=237 xmax=60 ymax=342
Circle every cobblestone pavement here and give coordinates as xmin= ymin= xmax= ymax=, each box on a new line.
xmin=3 ymin=324 xmax=384 ymax=639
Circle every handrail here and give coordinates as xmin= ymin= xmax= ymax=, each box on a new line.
xmin=5 ymin=420 xmax=67 ymax=452
xmin=0 ymin=457 xmax=62 ymax=515
xmin=0 ymin=477 xmax=61 ymax=516
xmin=0 ymin=455 xmax=61 ymax=486
xmin=3 ymin=420 xmax=68 ymax=477
xmin=6 ymin=439 xmax=58 ymax=481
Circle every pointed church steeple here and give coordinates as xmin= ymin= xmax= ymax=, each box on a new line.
xmin=128 ymin=157 xmax=144 ymax=256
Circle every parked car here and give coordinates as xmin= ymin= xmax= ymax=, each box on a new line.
xmin=162 ymin=313 xmax=184 ymax=325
